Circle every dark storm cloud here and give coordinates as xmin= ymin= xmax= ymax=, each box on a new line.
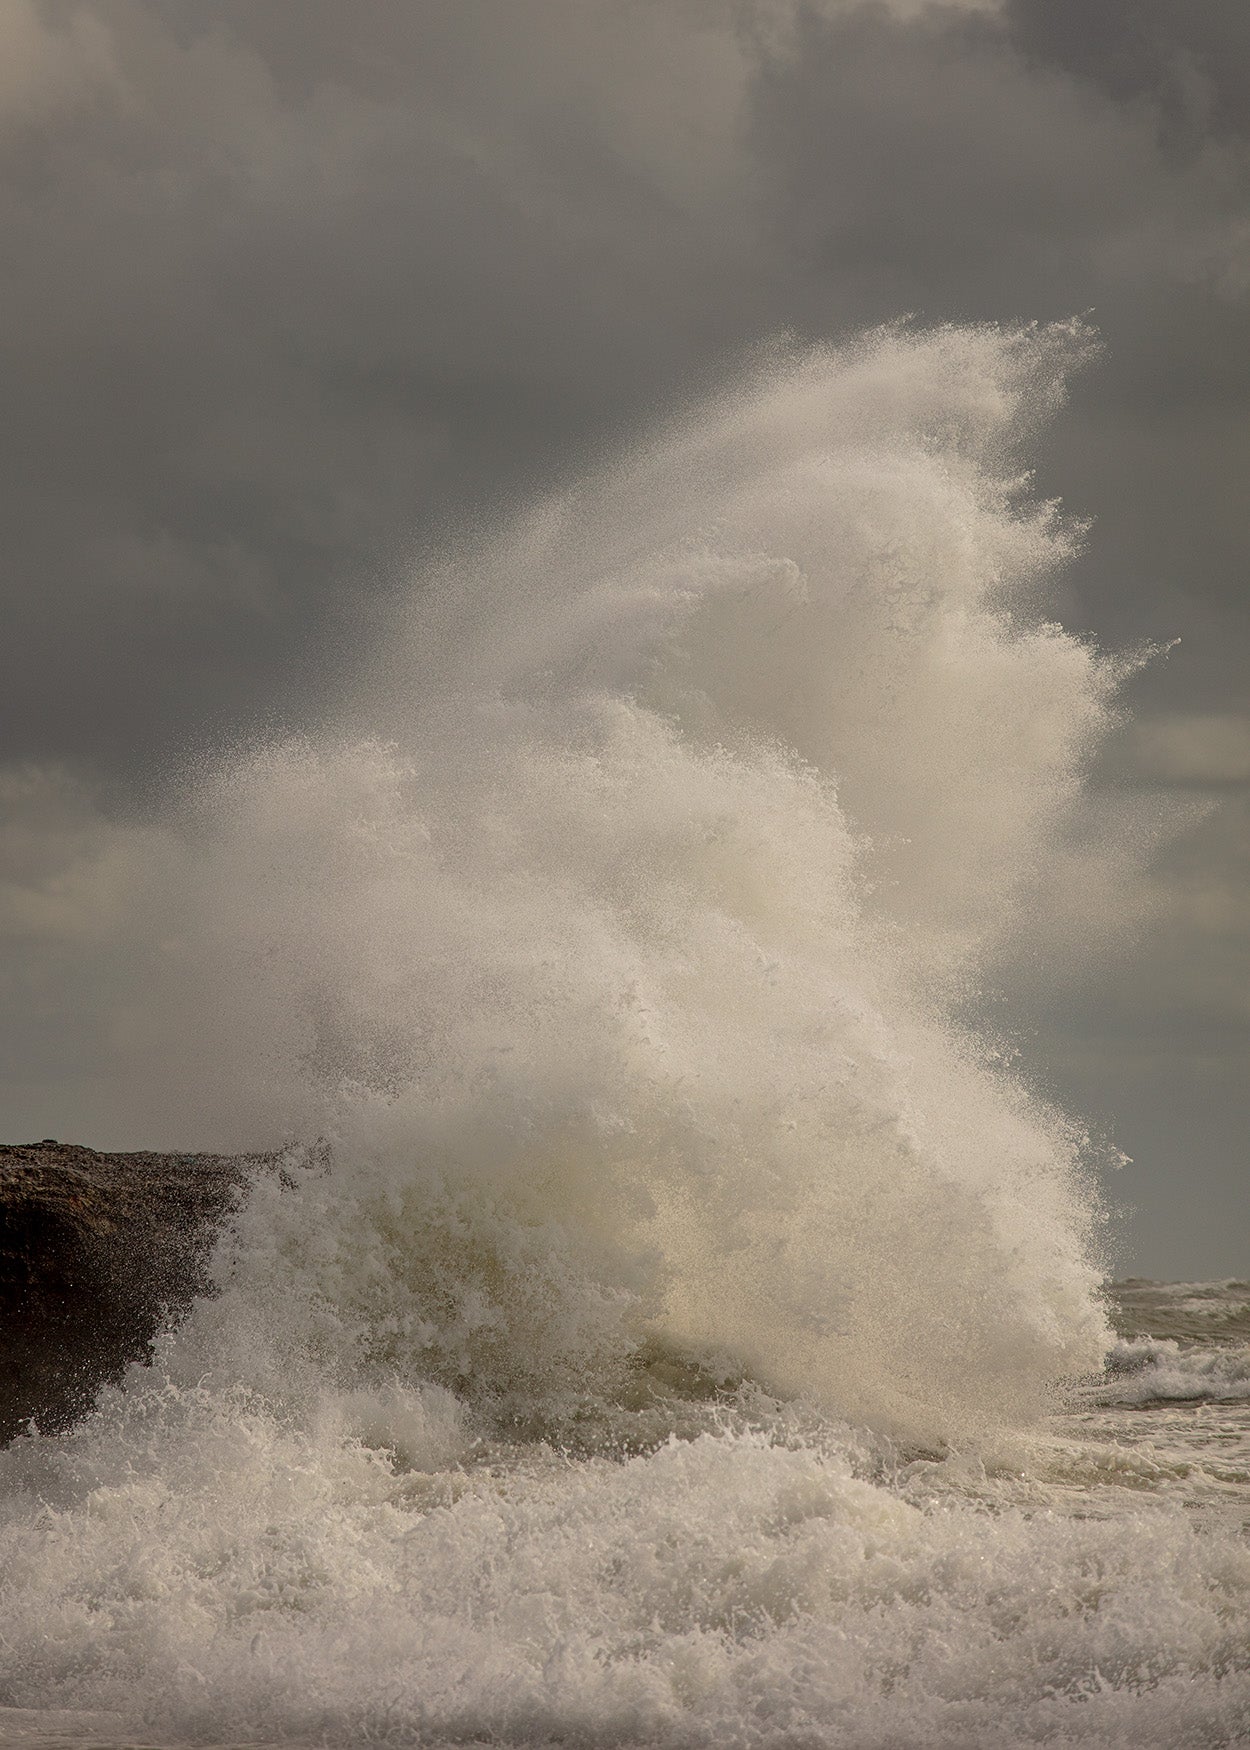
xmin=1009 ymin=0 xmax=1250 ymax=144
xmin=1 ymin=0 xmax=1247 ymax=1269
xmin=0 ymin=0 xmax=770 ymax=772
xmin=3 ymin=0 xmax=1245 ymax=775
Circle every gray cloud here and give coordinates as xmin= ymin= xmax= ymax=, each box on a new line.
xmin=1009 ymin=0 xmax=1250 ymax=146
xmin=1 ymin=0 xmax=1246 ymax=1272
xmin=1131 ymin=713 xmax=1250 ymax=787
xmin=0 ymin=1 xmax=774 ymax=769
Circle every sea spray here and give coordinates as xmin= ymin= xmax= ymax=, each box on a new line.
xmin=7 ymin=323 xmax=1240 ymax=1748
xmin=128 ymin=321 xmax=1113 ymax=1439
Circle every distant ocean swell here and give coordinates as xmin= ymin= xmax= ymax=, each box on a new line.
xmin=1102 ymin=1335 xmax=1250 ymax=1405
xmin=1 ymin=324 xmax=1247 ymax=1748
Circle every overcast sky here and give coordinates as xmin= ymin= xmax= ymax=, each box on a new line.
xmin=2 ymin=0 xmax=1247 ymax=1277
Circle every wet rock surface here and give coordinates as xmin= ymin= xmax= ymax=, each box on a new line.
xmin=0 ymin=1142 xmax=267 ymax=1443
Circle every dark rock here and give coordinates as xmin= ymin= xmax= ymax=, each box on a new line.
xmin=0 ymin=1142 xmax=270 ymax=1443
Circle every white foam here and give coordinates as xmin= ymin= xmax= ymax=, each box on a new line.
xmin=1101 ymin=1338 xmax=1250 ymax=1405
xmin=1 ymin=1402 xmax=1247 ymax=1747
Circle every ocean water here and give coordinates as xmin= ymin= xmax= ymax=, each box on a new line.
xmin=2 ymin=324 xmax=1247 ymax=1748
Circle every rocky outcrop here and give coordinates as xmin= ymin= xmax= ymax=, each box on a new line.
xmin=0 ymin=1141 xmax=269 ymax=1443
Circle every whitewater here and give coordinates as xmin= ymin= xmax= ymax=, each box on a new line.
xmin=1 ymin=323 xmax=1247 ymax=1748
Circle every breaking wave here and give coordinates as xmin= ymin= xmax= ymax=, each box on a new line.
xmin=7 ymin=323 xmax=1242 ymax=1748
xmin=105 ymin=321 xmax=1119 ymax=1440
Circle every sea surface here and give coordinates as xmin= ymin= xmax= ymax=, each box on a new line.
xmin=1 ymin=1279 xmax=1247 ymax=1749
xmin=2 ymin=325 xmax=1246 ymax=1745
